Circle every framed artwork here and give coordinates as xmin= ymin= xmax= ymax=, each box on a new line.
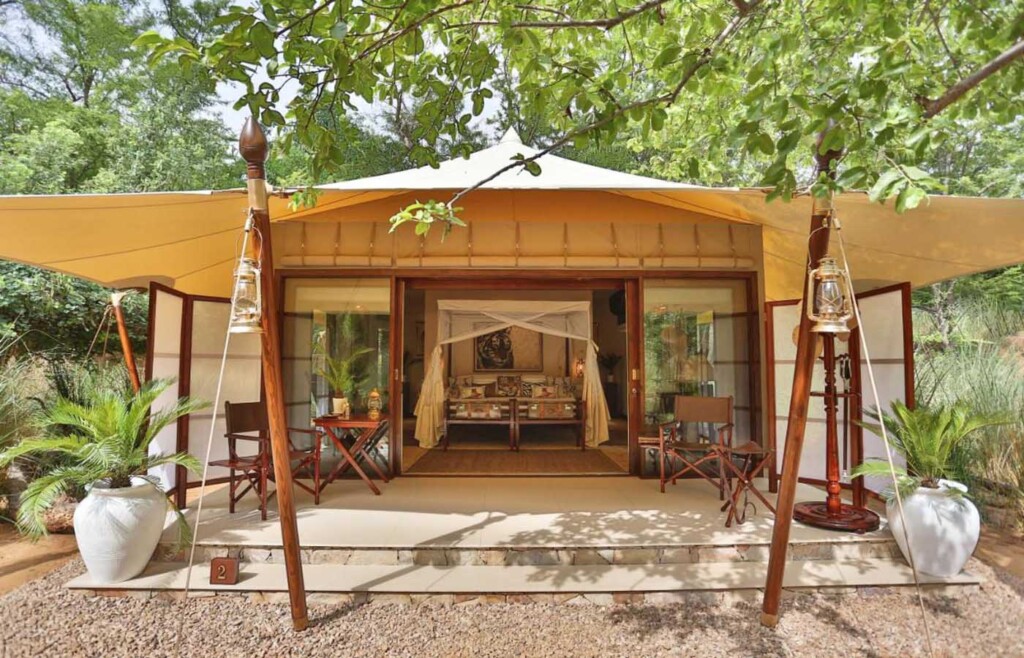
xmin=474 ymin=324 xmax=543 ymax=372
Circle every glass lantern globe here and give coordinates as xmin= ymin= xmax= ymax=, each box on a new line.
xmin=229 ymin=257 xmax=263 ymax=334
xmin=806 ymin=256 xmax=852 ymax=334
xmin=367 ymin=387 xmax=383 ymax=420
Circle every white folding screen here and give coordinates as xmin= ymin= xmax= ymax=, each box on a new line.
xmin=147 ymin=288 xmax=184 ymax=492
xmin=146 ymin=288 xmax=263 ymax=498
xmin=186 ymin=299 xmax=262 ymax=483
xmin=769 ymin=284 xmax=912 ymax=494
xmin=855 ymin=285 xmax=912 ymax=493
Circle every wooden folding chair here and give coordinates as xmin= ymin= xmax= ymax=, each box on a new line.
xmin=209 ymin=401 xmax=322 ymax=520
xmin=658 ymin=396 xmax=733 ymax=498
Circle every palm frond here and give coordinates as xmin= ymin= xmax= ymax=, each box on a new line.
xmin=16 ymin=465 xmax=102 ymax=538
xmin=0 ymin=436 xmax=88 ymax=468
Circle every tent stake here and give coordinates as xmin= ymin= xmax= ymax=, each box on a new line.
xmin=760 ymin=138 xmax=840 ymax=627
xmin=240 ymin=118 xmax=309 ymax=631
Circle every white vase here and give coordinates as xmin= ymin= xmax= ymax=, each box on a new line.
xmin=332 ymin=397 xmax=350 ymax=418
xmin=886 ymin=479 xmax=980 ymax=578
xmin=73 ymin=477 xmax=168 ymax=584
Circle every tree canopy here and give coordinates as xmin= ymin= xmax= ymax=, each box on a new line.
xmin=142 ymin=0 xmax=1022 ymax=223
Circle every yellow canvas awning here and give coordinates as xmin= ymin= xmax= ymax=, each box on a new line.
xmin=1 ymin=129 xmax=1022 ymax=300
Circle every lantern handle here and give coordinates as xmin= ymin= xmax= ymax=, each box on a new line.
xmin=235 ymin=208 xmax=264 ymax=265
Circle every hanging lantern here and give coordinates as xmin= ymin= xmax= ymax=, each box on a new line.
xmin=367 ymin=387 xmax=383 ymax=421
xmin=806 ymin=256 xmax=853 ymax=334
xmin=229 ymin=213 xmax=263 ymax=335
xmin=229 ymin=256 xmax=262 ymax=334
xmin=573 ymin=357 xmax=586 ymax=379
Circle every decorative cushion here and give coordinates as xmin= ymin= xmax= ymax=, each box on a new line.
xmin=526 ymin=401 xmax=576 ymax=419
xmin=519 ymin=382 xmax=534 ymax=398
xmin=483 ymin=382 xmax=498 ymax=397
xmin=533 ymin=385 xmax=559 ymax=399
xmin=460 ymin=385 xmax=486 ymax=399
xmin=496 ymin=375 xmax=521 ymax=397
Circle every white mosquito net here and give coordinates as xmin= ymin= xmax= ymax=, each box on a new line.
xmin=414 ymin=300 xmax=611 ymax=448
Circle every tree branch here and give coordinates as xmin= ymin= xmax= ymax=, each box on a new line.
xmin=920 ymin=38 xmax=1024 ymax=119
xmin=448 ymin=0 xmax=672 ymax=30
xmin=446 ymin=1 xmax=763 ymax=207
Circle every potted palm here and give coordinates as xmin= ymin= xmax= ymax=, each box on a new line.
xmin=317 ymin=347 xmax=373 ymax=417
xmin=0 ymin=378 xmax=205 ymax=584
xmin=852 ymin=400 xmax=1008 ymax=577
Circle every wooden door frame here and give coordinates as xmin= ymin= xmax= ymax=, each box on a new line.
xmin=277 ymin=268 xmax=762 ymax=477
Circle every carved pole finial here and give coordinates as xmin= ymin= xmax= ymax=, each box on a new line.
xmin=239 ymin=117 xmax=268 ymax=179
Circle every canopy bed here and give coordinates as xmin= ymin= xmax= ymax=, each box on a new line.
xmin=414 ymin=300 xmax=611 ymax=449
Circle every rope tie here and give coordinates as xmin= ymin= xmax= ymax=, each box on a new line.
xmin=368 ymin=222 xmax=376 ymax=267
xmin=658 ymin=222 xmax=666 ymax=268
xmin=728 ymin=224 xmax=738 ymax=268
xmin=333 ymin=222 xmax=341 ymax=266
xmin=563 ymin=223 xmax=569 ymax=268
xmin=693 ymin=224 xmax=702 ymax=268
xmin=610 ymin=223 xmax=620 ymax=268
xmin=514 ymin=221 xmax=521 ymax=267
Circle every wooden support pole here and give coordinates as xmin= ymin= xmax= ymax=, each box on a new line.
xmin=240 ymin=118 xmax=309 ymax=631
xmin=760 ymin=137 xmax=840 ymax=627
xmin=111 ymin=291 xmax=141 ymax=393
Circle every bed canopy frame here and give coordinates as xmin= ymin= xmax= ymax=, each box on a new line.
xmin=414 ymin=300 xmax=611 ymax=448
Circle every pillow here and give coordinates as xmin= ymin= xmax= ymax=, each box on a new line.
xmin=533 ymin=385 xmax=559 ymax=399
xmin=460 ymin=385 xmax=486 ymax=399
xmin=521 ymin=374 xmax=546 ymax=384
xmin=496 ymin=375 xmax=521 ymax=397
xmin=456 ymin=375 xmax=473 ymax=388
xmin=519 ymin=382 xmax=534 ymax=398
xmin=483 ymin=382 xmax=498 ymax=397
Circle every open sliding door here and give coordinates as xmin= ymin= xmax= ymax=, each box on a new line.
xmin=767 ymin=283 xmax=913 ymax=498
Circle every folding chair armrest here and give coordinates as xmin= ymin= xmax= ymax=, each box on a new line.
xmin=716 ymin=423 xmax=735 ymax=446
xmin=224 ymin=433 xmax=265 ymax=442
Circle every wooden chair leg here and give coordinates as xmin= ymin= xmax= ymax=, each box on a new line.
xmin=659 ymin=449 xmax=666 ymax=493
xmin=313 ymin=452 xmax=321 ymax=505
xmin=259 ymin=463 xmax=268 ymax=521
xmin=228 ymin=468 xmax=236 ymax=514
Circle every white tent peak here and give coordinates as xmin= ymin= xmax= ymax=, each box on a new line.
xmin=318 ymin=127 xmax=703 ymax=192
xmin=499 ymin=127 xmax=524 ymax=145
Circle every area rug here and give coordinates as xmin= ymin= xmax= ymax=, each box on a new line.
xmin=405 ymin=448 xmax=625 ymax=475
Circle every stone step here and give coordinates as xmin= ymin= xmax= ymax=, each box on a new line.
xmin=66 ymin=558 xmax=979 ymax=603
xmin=158 ymin=538 xmax=902 ymax=567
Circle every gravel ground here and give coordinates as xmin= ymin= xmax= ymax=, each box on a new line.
xmin=1 ymin=559 xmax=1022 ymax=658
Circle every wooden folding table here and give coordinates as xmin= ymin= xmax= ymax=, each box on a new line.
xmin=315 ymin=414 xmax=390 ymax=496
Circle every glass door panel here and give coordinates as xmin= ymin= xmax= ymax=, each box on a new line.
xmin=283 ymin=278 xmax=392 ymax=470
xmin=641 ymin=279 xmax=753 ymax=476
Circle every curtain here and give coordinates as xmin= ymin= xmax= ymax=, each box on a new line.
xmin=414 ymin=300 xmax=611 ymax=448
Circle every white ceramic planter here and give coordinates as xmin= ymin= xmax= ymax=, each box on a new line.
xmin=332 ymin=396 xmax=350 ymax=418
xmin=73 ymin=477 xmax=168 ymax=584
xmin=886 ymin=479 xmax=980 ymax=578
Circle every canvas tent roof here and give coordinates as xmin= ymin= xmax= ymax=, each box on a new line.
xmin=1 ymin=128 xmax=1022 ymax=300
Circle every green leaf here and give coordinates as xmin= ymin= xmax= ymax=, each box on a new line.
xmin=654 ymin=44 xmax=682 ymax=68
xmin=330 ymin=22 xmax=348 ymax=40
xmin=250 ymin=22 xmax=276 ymax=58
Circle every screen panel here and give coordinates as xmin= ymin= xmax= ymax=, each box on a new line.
xmin=147 ymin=287 xmax=184 ymax=491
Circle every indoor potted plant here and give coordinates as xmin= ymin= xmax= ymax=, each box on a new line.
xmin=317 ymin=347 xmax=373 ymax=417
xmin=851 ymin=400 xmax=1007 ymax=577
xmin=0 ymin=378 xmax=205 ymax=584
